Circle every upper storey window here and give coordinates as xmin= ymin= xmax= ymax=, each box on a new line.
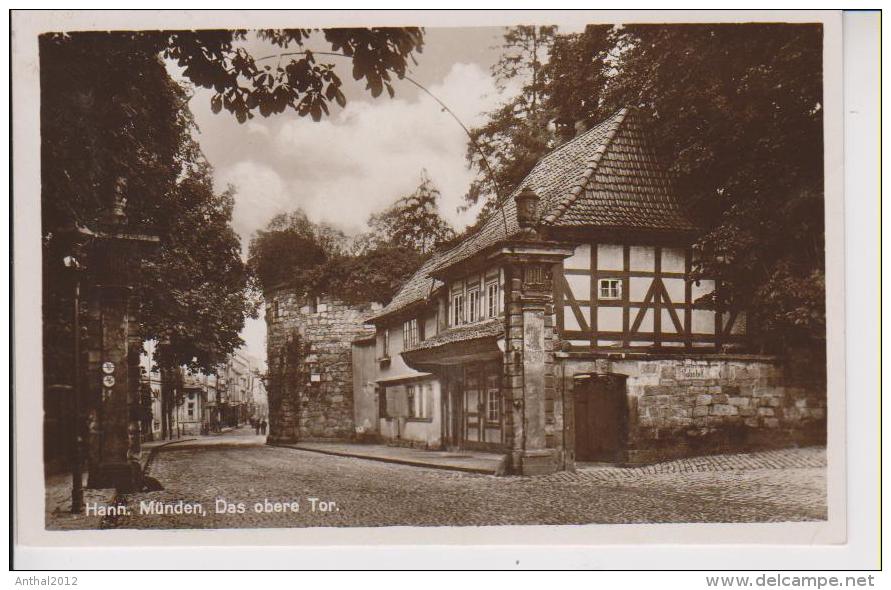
xmin=599 ymin=278 xmax=622 ymax=300
xmin=486 ymin=281 xmax=499 ymax=318
xmin=468 ymin=288 xmax=480 ymax=323
xmin=452 ymin=293 xmax=465 ymax=326
xmin=403 ymin=318 xmax=419 ymax=348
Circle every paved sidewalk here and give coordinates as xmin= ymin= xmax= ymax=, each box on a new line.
xmin=275 ymin=441 xmax=509 ymax=475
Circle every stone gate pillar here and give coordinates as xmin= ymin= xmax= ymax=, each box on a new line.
xmin=84 ymin=182 xmax=158 ymax=492
xmin=499 ymin=186 xmax=574 ymax=475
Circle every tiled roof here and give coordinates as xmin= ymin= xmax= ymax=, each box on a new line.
xmin=368 ymin=253 xmax=443 ymax=322
xmin=432 ymin=107 xmax=696 ymax=274
xmin=374 ymin=107 xmax=696 ymax=322
xmin=544 ymin=109 xmax=698 ymax=231
xmin=406 ymin=318 xmax=504 ymax=352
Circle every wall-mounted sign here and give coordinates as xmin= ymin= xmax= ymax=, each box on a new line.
xmin=102 ymin=362 xmax=115 ymax=375
xmin=102 ymin=375 xmax=116 ymax=388
xmin=677 ymin=366 xmax=707 ymax=380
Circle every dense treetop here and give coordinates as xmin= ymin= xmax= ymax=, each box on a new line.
xmin=465 ymin=23 xmax=824 ymax=351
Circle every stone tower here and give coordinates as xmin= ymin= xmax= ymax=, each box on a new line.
xmin=264 ymin=289 xmax=377 ymax=444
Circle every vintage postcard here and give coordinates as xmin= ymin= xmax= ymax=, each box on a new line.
xmin=12 ymin=9 xmax=851 ymax=559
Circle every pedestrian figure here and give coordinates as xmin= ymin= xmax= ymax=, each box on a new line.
xmin=260 ymin=419 xmax=267 ymax=435
xmin=254 ymin=418 xmax=260 ymax=435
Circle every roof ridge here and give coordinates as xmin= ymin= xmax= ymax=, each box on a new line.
xmin=540 ymin=107 xmax=629 ymax=226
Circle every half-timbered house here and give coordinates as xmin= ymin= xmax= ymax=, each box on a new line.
xmin=357 ymin=107 xmax=825 ymax=474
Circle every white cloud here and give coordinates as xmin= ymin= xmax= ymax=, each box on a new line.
xmin=219 ymin=62 xmax=505 ymax=241
xmin=217 ymin=161 xmax=292 ymax=247
xmin=199 ymin=61 xmax=513 ymax=363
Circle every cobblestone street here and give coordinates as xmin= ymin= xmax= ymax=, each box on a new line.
xmin=54 ymin=427 xmax=826 ymax=530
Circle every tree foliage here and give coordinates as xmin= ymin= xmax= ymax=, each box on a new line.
xmin=598 ymin=24 xmax=825 ymax=347
xmin=248 ymin=172 xmax=455 ymax=305
xmin=139 ymin=163 xmax=255 ymax=372
xmin=39 ymin=32 xmax=254 ymax=387
xmin=468 ymin=23 xmax=825 ymax=350
xmin=465 ymin=26 xmax=557 ymax=219
xmin=163 ymin=27 xmax=424 ymax=122
xmin=247 ymin=209 xmax=347 ymax=294
xmin=367 ymin=170 xmax=456 ymax=254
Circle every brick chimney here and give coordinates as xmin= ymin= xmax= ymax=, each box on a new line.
xmin=554 ymin=117 xmax=576 ymax=144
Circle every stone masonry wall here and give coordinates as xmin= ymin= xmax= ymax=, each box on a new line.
xmin=266 ymin=290 xmax=376 ymax=444
xmin=560 ymin=355 xmax=826 ymax=464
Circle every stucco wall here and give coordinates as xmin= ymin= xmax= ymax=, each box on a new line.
xmin=351 ymin=339 xmax=379 ymax=440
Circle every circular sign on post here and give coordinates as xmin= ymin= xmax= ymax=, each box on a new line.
xmin=102 ymin=362 xmax=115 ymax=375
xmin=102 ymin=375 xmax=116 ymax=388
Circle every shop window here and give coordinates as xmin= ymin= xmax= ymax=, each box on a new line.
xmin=407 ymin=383 xmax=430 ymax=419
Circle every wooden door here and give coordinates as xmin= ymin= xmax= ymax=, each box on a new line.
xmin=574 ymin=375 xmax=627 ymax=462
xmin=448 ymin=379 xmax=464 ymax=449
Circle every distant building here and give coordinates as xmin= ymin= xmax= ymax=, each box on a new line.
xmin=140 ymin=343 xmax=265 ymax=437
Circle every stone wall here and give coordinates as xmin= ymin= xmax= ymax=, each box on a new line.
xmin=559 ymin=355 xmax=826 ymax=464
xmin=265 ymin=290 xmax=376 ymax=444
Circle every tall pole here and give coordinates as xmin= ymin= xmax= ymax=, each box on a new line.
xmin=70 ymin=276 xmax=83 ymax=513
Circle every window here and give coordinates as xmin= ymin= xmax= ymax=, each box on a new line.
xmin=599 ymin=278 xmax=622 ymax=300
xmin=403 ymin=318 xmax=419 ymax=348
xmin=486 ymin=282 xmax=499 ymax=318
xmin=407 ymin=385 xmax=416 ymax=417
xmin=468 ymin=288 xmax=480 ymax=323
xmin=407 ymin=383 xmax=430 ymax=419
xmin=486 ymin=373 xmax=501 ymax=423
xmin=381 ymin=329 xmax=390 ymax=358
xmin=378 ymin=386 xmax=388 ymax=418
xmin=452 ymin=293 xmax=465 ymax=326
xmin=187 ymin=402 xmax=195 ymax=418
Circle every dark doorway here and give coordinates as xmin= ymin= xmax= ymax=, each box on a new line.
xmin=573 ymin=373 xmax=628 ymax=462
xmin=446 ymin=377 xmax=464 ymax=449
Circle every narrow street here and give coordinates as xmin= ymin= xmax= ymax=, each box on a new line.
xmin=61 ymin=427 xmax=827 ymax=529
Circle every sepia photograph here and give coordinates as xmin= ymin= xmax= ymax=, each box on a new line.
xmin=12 ymin=10 xmax=859 ymax=556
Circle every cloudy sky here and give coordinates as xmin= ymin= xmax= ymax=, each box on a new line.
xmin=173 ymin=27 xmax=515 ymax=366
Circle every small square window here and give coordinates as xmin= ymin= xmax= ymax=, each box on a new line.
xmin=599 ymin=278 xmax=622 ymax=300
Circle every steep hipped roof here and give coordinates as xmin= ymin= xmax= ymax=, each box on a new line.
xmin=430 ymin=108 xmax=697 ymax=275
xmin=372 ymin=107 xmax=696 ymax=323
